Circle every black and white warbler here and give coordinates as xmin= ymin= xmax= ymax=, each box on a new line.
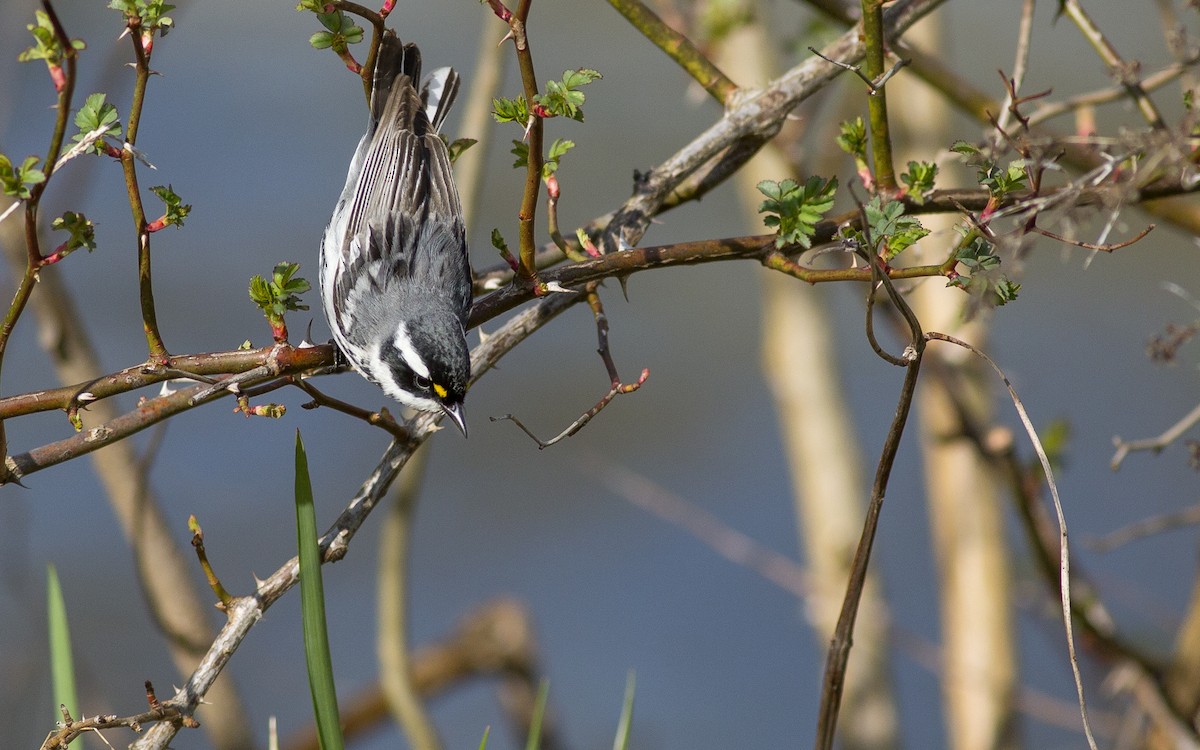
xmin=320 ymin=32 xmax=472 ymax=436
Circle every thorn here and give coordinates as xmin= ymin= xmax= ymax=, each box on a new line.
xmin=76 ymin=392 xmax=96 ymax=403
xmin=157 ymin=381 xmax=175 ymax=398
xmin=539 ymin=281 xmax=578 ymax=295
xmin=498 ymin=30 xmax=515 ymax=47
xmin=618 ymin=274 xmax=631 ymax=302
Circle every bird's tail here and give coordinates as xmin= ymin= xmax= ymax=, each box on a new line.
xmin=371 ymin=32 xmax=460 ymax=134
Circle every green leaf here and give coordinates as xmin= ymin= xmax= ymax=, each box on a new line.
xmin=836 ymin=117 xmax=867 ymax=158
xmin=295 ymin=431 xmax=345 ymax=750
xmin=756 ymin=175 xmax=838 ymax=249
xmin=51 ymin=212 xmax=97 ymax=254
xmin=863 ymin=197 xmax=929 ymax=260
xmin=149 ymin=184 xmax=192 ymax=228
xmin=994 ymin=277 xmax=1021 ymax=305
xmin=900 ymin=160 xmax=938 ymax=203
xmin=109 ymin=0 xmax=176 ymax=36
xmin=510 ymin=140 xmax=530 ymax=169
xmin=311 ymin=11 xmax=362 ymax=52
xmin=72 ymin=93 xmax=122 ymax=154
xmin=949 ymin=140 xmax=980 ymax=158
xmin=250 ymin=262 xmax=310 ymax=327
xmin=446 ymin=137 xmax=478 ymax=164
xmin=492 ymin=96 xmax=530 ymax=125
xmin=18 ymin=10 xmax=83 ymax=65
xmin=612 ymin=671 xmax=636 ymax=750
xmin=533 ymin=69 xmax=602 ymax=122
xmin=47 ymin=564 xmax=79 ymax=723
xmin=0 ymin=153 xmax=46 ymax=200
xmin=542 ymin=138 xmax=576 ymax=178
xmin=524 ymin=680 xmax=550 ymax=750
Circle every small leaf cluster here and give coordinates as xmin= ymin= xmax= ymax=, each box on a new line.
xmin=493 ymin=69 xmax=602 ymax=124
xmin=51 ymin=212 xmax=97 ymax=255
xmin=490 ymin=227 xmax=518 ymax=267
xmin=18 ymin=10 xmax=85 ymax=65
xmin=73 ymin=94 xmax=122 ymax=155
xmin=948 ymin=234 xmax=1020 ymax=305
xmin=951 ymin=141 xmax=1027 ymax=201
xmin=860 ymin=197 xmax=929 ymax=261
xmin=108 ymin=0 xmax=176 ymax=36
xmin=511 ymin=138 xmax=575 ymax=179
xmin=0 ymin=155 xmax=46 ymax=200
xmin=538 ymin=69 xmax=601 ymax=121
xmin=836 ymin=117 xmax=868 ymax=159
xmin=900 ymin=160 xmax=938 ymax=203
xmin=308 ymin=11 xmax=363 ymax=51
xmin=149 ymin=185 xmax=191 ymax=230
xmin=757 ymin=176 xmax=838 ymax=249
xmin=250 ymin=262 xmax=311 ymax=327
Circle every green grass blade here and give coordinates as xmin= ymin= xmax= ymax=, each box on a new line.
xmin=524 ymin=680 xmax=549 ymax=750
xmin=612 ymin=671 xmax=636 ymax=750
xmin=477 ymin=725 xmax=491 ymax=750
xmin=295 ymin=430 xmax=344 ymax=750
xmin=46 ymin=564 xmax=79 ymax=722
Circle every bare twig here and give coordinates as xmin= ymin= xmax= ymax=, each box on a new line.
xmin=493 ymin=283 xmax=648 ymax=448
xmin=925 ymin=330 xmax=1100 ymax=750
xmin=607 ymin=0 xmax=737 ymax=103
xmin=1112 ymin=400 xmax=1200 ymax=470
xmin=814 ymin=264 xmax=924 ymax=749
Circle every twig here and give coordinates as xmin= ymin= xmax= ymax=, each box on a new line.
xmin=1031 ymin=223 xmax=1155 ymax=252
xmin=493 ymin=283 xmax=648 ymax=448
xmin=994 ymin=0 xmax=1036 ymax=135
xmin=814 ymin=263 xmax=924 ymax=750
xmin=925 ymin=330 xmax=1100 ymax=750
xmin=807 ymin=46 xmax=908 ymax=93
xmin=118 ymin=8 xmax=170 ymax=361
xmin=188 ymin=515 xmax=233 ymax=610
xmin=1112 ymin=400 xmax=1200 ymax=470
xmin=1086 ymin=502 xmax=1200 ymax=552
xmin=1060 ymin=0 xmax=1166 ymax=130
xmin=607 ymin=0 xmax=737 ymax=103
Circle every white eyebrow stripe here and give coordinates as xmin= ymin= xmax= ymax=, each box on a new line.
xmin=392 ymin=322 xmax=429 ymax=379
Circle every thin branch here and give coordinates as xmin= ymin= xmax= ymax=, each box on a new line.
xmin=925 ymin=330 xmax=1100 ymax=750
xmin=994 ymin=0 xmax=1035 ymax=135
xmin=492 ymin=283 xmax=648 ymax=447
xmin=1060 ymin=0 xmax=1166 ymax=130
xmin=607 ymin=0 xmax=738 ymax=103
xmin=1031 ymin=222 xmax=1155 ymax=252
xmin=814 ymin=264 xmax=924 ymax=749
xmin=601 ymin=0 xmax=946 ymax=254
xmin=118 ymin=13 xmax=169 ymax=360
xmin=859 ymin=0 xmax=898 ymax=193
xmin=1111 ymin=400 xmax=1200 ymax=470
xmin=1086 ymin=502 xmax=1200 ymax=552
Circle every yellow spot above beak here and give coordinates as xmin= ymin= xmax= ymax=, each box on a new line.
xmin=433 ymin=383 xmax=448 ymax=399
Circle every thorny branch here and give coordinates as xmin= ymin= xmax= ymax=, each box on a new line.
xmin=124 ymin=293 xmax=581 ymax=749
xmin=492 ymin=282 xmax=649 ymax=448
xmin=2 ymin=170 xmax=1189 ymax=485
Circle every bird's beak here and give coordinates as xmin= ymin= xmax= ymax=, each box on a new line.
xmin=440 ymin=401 xmax=468 ymax=438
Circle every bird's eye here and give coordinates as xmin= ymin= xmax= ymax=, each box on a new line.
xmin=414 ymin=374 xmax=432 ymax=390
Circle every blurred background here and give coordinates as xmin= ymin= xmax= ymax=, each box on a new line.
xmin=1 ymin=1 xmax=1198 ymax=748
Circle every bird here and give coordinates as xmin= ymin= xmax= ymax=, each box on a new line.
xmin=320 ymin=32 xmax=472 ymax=436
